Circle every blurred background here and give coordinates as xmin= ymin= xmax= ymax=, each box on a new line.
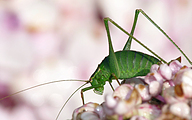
xmin=0 ymin=0 xmax=192 ymax=119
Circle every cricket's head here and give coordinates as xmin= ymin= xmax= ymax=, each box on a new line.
xmin=89 ymin=77 xmax=104 ymax=95
xmin=89 ymin=58 xmax=111 ymax=95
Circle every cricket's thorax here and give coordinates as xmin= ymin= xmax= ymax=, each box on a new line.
xmin=90 ymin=50 xmax=160 ymax=95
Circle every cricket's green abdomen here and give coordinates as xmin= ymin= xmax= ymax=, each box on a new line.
xmin=115 ymin=50 xmax=160 ymax=79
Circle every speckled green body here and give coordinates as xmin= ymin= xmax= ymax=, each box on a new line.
xmin=90 ymin=50 xmax=160 ymax=95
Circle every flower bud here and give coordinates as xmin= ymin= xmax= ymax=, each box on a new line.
xmin=149 ymin=81 xmax=162 ymax=97
xmin=158 ymin=64 xmax=172 ymax=80
xmin=169 ymin=60 xmax=183 ymax=75
xmin=150 ymin=64 xmax=159 ymax=73
xmin=170 ymin=102 xmax=190 ymax=119
xmin=135 ymin=84 xmax=151 ymax=101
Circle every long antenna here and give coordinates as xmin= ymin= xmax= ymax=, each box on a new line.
xmin=0 ymin=79 xmax=88 ymax=101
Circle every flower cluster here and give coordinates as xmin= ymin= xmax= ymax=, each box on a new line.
xmin=72 ymin=60 xmax=192 ymax=120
